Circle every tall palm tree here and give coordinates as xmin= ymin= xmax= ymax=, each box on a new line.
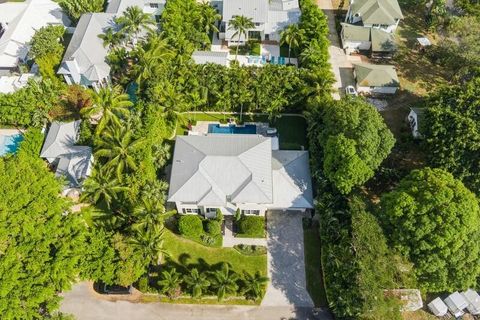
xmin=131 ymin=34 xmax=173 ymax=88
xmin=158 ymin=83 xmax=188 ymax=137
xmin=81 ymin=86 xmax=132 ymax=135
xmin=241 ymin=271 xmax=269 ymax=301
xmin=115 ymin=6 xmax=156 ymax=46
xmin=228 ymin=15 xmax=255 ymax=61
xmin=280 ymin=24 xmax=305 ymax=64
xmin=210 ymin=263 xmax=239 ymax=301
xmin=130 ymin=224 xmax=168 ymax=266
xmin=199 ymin=2 xmax=221 ymax=47
xmin=133 ymin=197 xmax=165 ymax=230
xmin=81 ymin=168 xmax=128 ymax=208
xmin=95 ymin=125 xmax=146 ymax=180
xmin=183 ymin=268 xmax=210 ymax=299
xmin=158 ymin=268 xmax=183 ymax=298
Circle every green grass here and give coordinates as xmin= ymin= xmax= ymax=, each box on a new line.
xmin=177 ymin=112 xmax=307 ymax=150
xmin=303 ymin=227 xmax=328 ymax=307
xmin=163 ymin=230 xmax=267 ymax=277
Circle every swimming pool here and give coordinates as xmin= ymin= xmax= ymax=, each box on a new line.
xmin=0 ymin=133 xmax=23 ymax=156
xmin=208 ymin=124 xmax=257 ymax=134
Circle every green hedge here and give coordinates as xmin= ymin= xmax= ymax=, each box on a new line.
xmin=205 ymin=220 xmax=222 ymax=236
xmin=178 ymin=215 xmax=203 ymax=237
xmin=237 ymin=216 xmax=265 ymax=238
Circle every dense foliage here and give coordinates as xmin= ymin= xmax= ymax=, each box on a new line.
xmin=423 ymin=76 xmax=480 ymax=195
xmin=308 ymin=98 xmax=395 ymax=194
xmin=58 ymin=0 xmax=105 ymax=23
xmin=29 ymin=25 xmax=66 ymax=80
xmin=0 ymin=130 xmax=86 ymax=319
xmin=380 ymin=168 xmax=480 ymax=292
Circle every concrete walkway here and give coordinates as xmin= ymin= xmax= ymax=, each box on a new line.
xmin=60 ymin=282 xmax=322 ymax=320
xmin=262 ymin=211 xmax=314 ymax=307
xmin=222 ymin=217 xmax=267 ymax=247
xmin=316 ymin=0 xmax=354 ymax=99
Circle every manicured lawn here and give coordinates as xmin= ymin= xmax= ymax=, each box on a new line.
xmin=303 ymin=226 xmax=328 ymax=307
xmin=162 ymin=230 xmax=267 ymax=277
xmin=177 ymin=112 xmax=307 ymax=150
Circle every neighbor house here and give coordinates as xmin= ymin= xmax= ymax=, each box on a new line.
xmin=407 ymin=107 xmax=424 ymax=139
xmin=341 ymin=23 xmax=396 ymax=56
xmin=58 ymin=13 xmax=115 ymax=90
xmin=220 ymin=0 xmax=301 ymax=46
xmin=353 ymin=63 xmax=399 ymax=94
xmin=58 ymin=0 xmax=164 ymax=89
xmin=341 ymin=0 xmax=402 ymax=55
xmin=168 ymin=135 xmax=313 ymax=218
xmin=40 ymin=121 xmax=94 ymax=189
xmin=0 ymin=0 xmax=70 ymax=73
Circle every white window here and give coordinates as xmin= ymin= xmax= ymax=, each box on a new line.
xmin=206 ymin=208 xmax=217 ymax=213
xmin=182 ymin=208 xmax=199 ymax=214
xmin=149 ymin=3 xmax=159 ymax=8
xmin=241 ymin=209 xmax=260 ymax=215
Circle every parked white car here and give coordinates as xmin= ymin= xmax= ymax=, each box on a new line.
xmin=345 ymin=85 xmax=358 ymax=96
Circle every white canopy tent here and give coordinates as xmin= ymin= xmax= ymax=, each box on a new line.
xmin=444 ymin=292 xmax=468 ymax=318
xmin=428 ymin=297 xmax=448 ymax=317
xmin=462 ymin=289 xmax=480 ymax=315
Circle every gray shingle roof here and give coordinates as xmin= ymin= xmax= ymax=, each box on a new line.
xmin=341 ymin=23 xmax=371 ymax=41
xmin=59 ymin=13 xmax=114 ymax=81
xmin=106 ymin=0 xmax=144 ymax=14
xmin=55 ymin=146 xmax=93 ymax=187
xmin=371 ymin=28 xmax=396 ymax=52
xmin=168 ymin=135 xmax=273 ymax=205
xmin=350 ymin=0 xmax=403 ymax=25
xmin=223 ymin=0 xmax=269 ymax=23
xmin=40 ymin=121 xmax=81 ymax=159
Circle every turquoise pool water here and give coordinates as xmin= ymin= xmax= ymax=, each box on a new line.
xmin=208 ymin=124 xmax=257 ymax=134
xmin=0 ymin=133 xmax=23 ymax=156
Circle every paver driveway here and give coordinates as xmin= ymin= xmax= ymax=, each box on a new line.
xmin=261 ymin=211 xmax=314 ymax=307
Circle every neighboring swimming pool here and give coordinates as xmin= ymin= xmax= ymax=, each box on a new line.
xmin=208 ymin=124 xmax=257 ymax=134
xmin=0 ymin=133 xmax=23 ymax=156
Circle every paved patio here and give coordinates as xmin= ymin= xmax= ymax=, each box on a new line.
xmin=262 ymin=211 xmax=314 ymax=307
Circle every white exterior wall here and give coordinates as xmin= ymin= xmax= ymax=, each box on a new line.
xmin=356 ymin=85 xmax=398 ymax=94
xmin=175 ymin=202 xmax=267 ymax=218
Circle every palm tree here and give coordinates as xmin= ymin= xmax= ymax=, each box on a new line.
xmin=98 ymin=28 xmax=123 ymax=49
xmin=228 ymin=15 xmax=255 ymax=61
xmin=199 ymin=2 xmax=221 ymax=47
xmin=280 ymin=24 xmax=305 ymax=64
xmin=210 ymin=263 xmax=239 ymax=301
xmin=81 ymin=168 xmax=128 ymax=208
xmin=115 ymin=6 xmax=156 ymax=46
xmin=133 ymin=197 xmax=165 ymax=230
xmin=131 ymin=34 xmax=173 ymax=88
xmin=183 ymin=268 xmax=210 ymax=298
xmin=157 ymin=83 xmax=188 ymax=137
xmin=130 ymin=224 xmax=168 ymax=266
xmin=95 ymin=125 xmax=146 ymax=180
xmin=81 ymin=86 xmax=132 ymax=135
xmin=241 ymin=271 xmax=269 ymax=301
xmin=158 ymin=268 xmax=183 ymax=299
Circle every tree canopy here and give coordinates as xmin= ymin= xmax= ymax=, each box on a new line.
xmin=308 ymin=98 xmax=395 ymax=194
xmin=0 ymin=130 xmax=86 ymax=319
xmin=423 ymin=75 xmax=480 ymax=195
xmin=380 ymin=168 xmax=480 ymax=292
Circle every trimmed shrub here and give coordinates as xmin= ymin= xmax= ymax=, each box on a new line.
xmin=234 ymin=244 xmax=267 ymax=256
xmin=205 ymin=220 xmax=221 ymax=236
xmin=215 ymin=208 xmax=223 ymax=221
xmin=178 ymin=215 xmax=203 ymax=237
xmin=234 ymin=209 xmax=241 ymax=222
xmin=238 ymin=216 xmax=265 ymax=237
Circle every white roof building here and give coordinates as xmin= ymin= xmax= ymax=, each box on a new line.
xmin=462 ymin=289 xmax=480 ymax=316
xmin=220 ymin=0 xmax=301 ymax=45
xmin=0 ymin=73 xmax=35 ymax=94
xmin=40 ymin=121 xmax=93 ymax=188
xmin=444 ymin=292 xmax=468 ymax=318
xmin=428 ymin=297 xmax=449 ymax=317
xmin=192 ymin=51 xmax=229 ymax=66
xmin=0 ymin=0 xmax=69 ymax=71
xmin=168 ymin=135 xmax=313 ymax=217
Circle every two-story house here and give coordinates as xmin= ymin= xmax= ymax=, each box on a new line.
xmin=219 ymin=0 xmax=301 ymax=46
xmin=341 ymin=0 xmax=403 ymax=56
xmin=58 ymin=0 xmax=164 ymax=90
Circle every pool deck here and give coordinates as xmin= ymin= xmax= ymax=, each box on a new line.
xmin=190 ymin=121 xmax=270 ymax=135
xmin=0 ymin=128 xmax=22 ymax=136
